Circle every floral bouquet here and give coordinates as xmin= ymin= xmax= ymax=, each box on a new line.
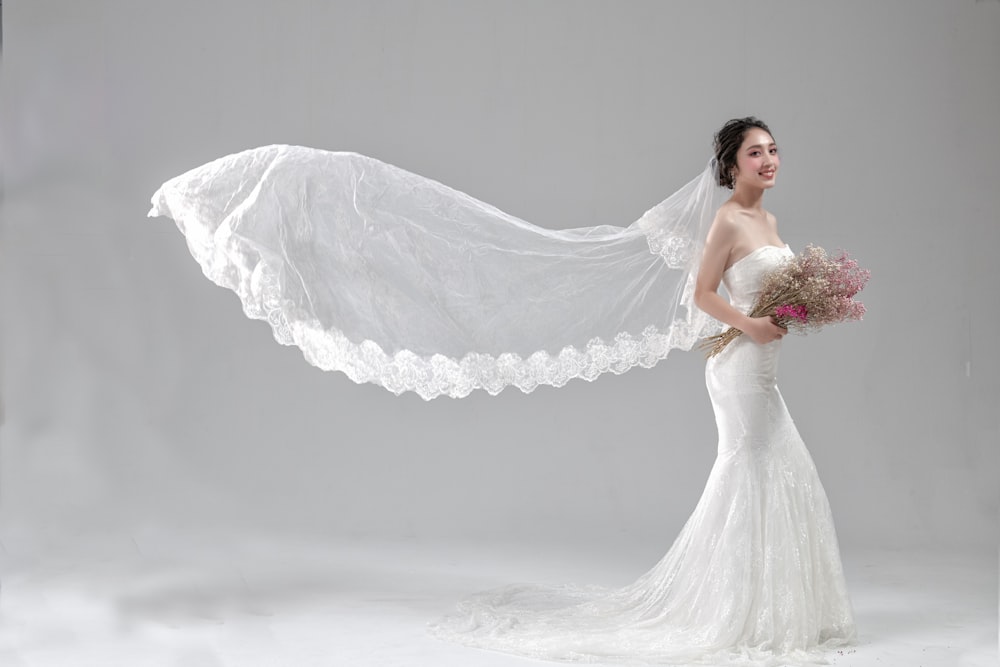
xmin=700 ymin=244 xmax=870 ymax=358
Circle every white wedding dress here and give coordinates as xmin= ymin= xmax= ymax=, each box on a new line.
xmin=428 ymin=244 xmax=857 ymax=665
xmin=148 ymin=146 xmax=856 ymax=665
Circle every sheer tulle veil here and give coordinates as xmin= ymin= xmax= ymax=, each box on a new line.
xmin=148 ymin=146 xmax=728 ymax=399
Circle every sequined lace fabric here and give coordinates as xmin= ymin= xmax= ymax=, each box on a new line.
xmin=428 ymin=245 xmax=857 ymax=665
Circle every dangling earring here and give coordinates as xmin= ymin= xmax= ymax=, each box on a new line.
xmin=730 ymin=169 xmax=738 ymax=188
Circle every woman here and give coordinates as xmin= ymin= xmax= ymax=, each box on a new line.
xmin=149 ymin=118 xmax=857 ymax=664
xmin=426 ymin=119 xmax=858 ymax=664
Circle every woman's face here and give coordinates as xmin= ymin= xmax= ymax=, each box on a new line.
xmin=733 ymin=128 xmax=779 ymax=189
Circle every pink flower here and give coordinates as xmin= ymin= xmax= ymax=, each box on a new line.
xmin=775 ymin=304 xmax=809 ymax=323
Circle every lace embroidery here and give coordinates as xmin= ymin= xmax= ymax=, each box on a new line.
xmin=232 ymin=255 xmax=707 ymax=400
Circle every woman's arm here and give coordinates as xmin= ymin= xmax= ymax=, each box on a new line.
xmin=693 ymin=216 xmax=787 ymax=345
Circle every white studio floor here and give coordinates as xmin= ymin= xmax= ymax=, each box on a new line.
xmin=0 ymin=532 xmax=995 ymax=667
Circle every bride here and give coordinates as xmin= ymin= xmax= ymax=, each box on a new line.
xmin=148 ymin=117 xmax=857 ymax=665
xmin=423 ymin=118 xmax=857 ymax=665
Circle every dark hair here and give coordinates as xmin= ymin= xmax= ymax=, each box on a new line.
xmin=713 ymin=117 xmax=774 ymax=189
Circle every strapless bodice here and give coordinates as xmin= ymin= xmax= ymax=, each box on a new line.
xmin=723 ymin=244 xmax=794 ymax=312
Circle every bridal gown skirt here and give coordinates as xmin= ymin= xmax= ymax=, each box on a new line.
xmin=429 ymin=248 xmax=857 ymax=666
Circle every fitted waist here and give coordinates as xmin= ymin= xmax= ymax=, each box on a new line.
xmin=705 ymin=336 xmax=781 ymax=386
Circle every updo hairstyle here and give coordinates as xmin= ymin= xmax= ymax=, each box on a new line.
xmin=713 ymin=117 xmax=774 ymax=189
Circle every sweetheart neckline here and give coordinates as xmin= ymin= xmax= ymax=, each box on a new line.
xmin=724 ymin=244 xmax=791 ymax=274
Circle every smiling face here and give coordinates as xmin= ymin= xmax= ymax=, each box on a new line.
xmin=733 ymin=128 xmax=780 ymax=190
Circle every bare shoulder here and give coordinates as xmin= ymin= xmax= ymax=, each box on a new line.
xmin=708 ymin=203 xmax=742 ymax=239
xmin=702 ymin=206 xmax=740 ymax=278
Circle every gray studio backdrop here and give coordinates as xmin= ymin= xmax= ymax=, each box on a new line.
xmin=3 ymin=1 xmax=997 ymax=559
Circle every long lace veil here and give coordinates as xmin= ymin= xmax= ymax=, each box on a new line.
xmin=148 ymin=146 xmax=727 ymax=399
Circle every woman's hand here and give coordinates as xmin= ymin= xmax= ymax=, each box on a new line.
xmin=742 ymin=316 xmax=788 ymax=345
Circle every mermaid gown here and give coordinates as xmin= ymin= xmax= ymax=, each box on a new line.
xmin=428 ymin=244 xmax=857 ymax=665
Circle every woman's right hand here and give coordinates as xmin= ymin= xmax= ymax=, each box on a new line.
xmin=742 ymin=316 xmax=788 ymax=345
